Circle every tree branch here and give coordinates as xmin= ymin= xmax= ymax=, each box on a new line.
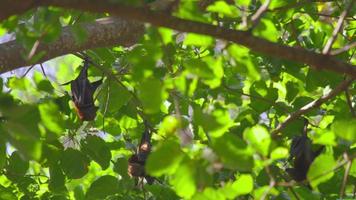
xmin=1 ymin=0 xmax=355 ymax=77
xmin=322 ymin=0 xmax=354 ymax=54
xmin=250 ymin=0 xmax=271 ymax=29
xmin=0 ymin=17 xmax=144 ymax=74
xmin=271 ymin=77 xmax=355 ymax=136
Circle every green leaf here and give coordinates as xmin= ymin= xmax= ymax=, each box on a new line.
xmin=184 ymin=33 xmax=214 ymax=47
xmin=170 ymin=158 xmax=197 ymax=198
xmin=307 ymin=153 xmax=336 ymax=188
xmin=253 ymin=18 xmax=279 ymax=42
xmin=37 ymin=80 xmax=54 ymax=93
xmin=39 ymin=101 xmax=64 ymax=135
xmin=0 ymin=185 xmax=17 ymax=199
xmin=270 ymin=147 xmax=289 ymax=161
xmin=48 ymin=164 xmax=66 ymax=193
xmin=212 ymin=134 xmax=254 ymax=171
xmin=220 ymin=174 xmax=253 ymax=198
xmin=60 ymin=148 xmax=89 ymax=179
xmin=81 ymin=135 xmax=112 ymax=170
xmin=85 ymin=175 xmax=120 ymax=200
xmin=5 ymin=151 xmax=29 ymax=182
xmin=332 ymin=119 xmax=356 ymax=142
xmin=146 ymin=139 xmax=184 ymax=176
xmin=113 ymin=157 xmax=129 ymax=179
xmin=137 ymin=77 xmax=166 ymax=114
xmin=228 ymin=44 xmax=260 ymax=80
xmin=193 ymin=187 xmax=225 ymax=200
xmin=0 ymin=137 xmax=5 ymax=170
xmin=184 ymin=58 xmax=215 ymax=79
xmin=206 ymin=1 xmax=239 ymax=17
xmin=243 ymin=125 xmax=271 ymax=156
xmin=99 ymin=80 xmax=131 ymax=114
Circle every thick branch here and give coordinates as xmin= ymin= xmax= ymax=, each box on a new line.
xmin=271 ymin=78 xmax=355 ymax=136
xmin=33 ymin=0 xmax=356 ymax=77
xmin=0 ymin=17 xmax=144 ymax=73
xmin=0 ymin=0 xmax=355 ymax=77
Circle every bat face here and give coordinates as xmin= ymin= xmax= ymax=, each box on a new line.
xmin=70 ymin=60 xmax=102 ymax=121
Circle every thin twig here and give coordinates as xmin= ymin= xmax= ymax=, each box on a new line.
xmin=331 ymin=41 xmax=356 ymax=55
xmin=345 ymin=86 xmax=356 ymax=117
xmin=250 ymin=0 xmax=271 ymax=29
xmin=21 ymin=64 xmax=36 ymax=78
xmin=322 ymin=0 xmax=354 ymax=54
xmin=339 ymin=153 xmax=352 ymax=198
xmin=39 ymin=63 xmax=47 ymax=77
xmin=261 ymin=164 xmax=276 ymax=200
xmin=271 ymin=78 xmax=354 ymax=136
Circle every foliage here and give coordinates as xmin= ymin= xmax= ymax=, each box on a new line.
xmin=0 ymin=0 xmax=355 ymax=199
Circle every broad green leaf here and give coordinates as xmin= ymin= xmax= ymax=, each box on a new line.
xmin=184 ymin=33 xmax=214 ymax=47
xmin=184 ymin=58 xmax=215 ymax=79
xmin=0 ymin=137 xmax=5 ymax=170
xmin=350 ymin=160 xmax=356 ymax=178
xmin=5 ymin=151 xmax=29 ymax=181
xmin=193 ymin=105 xmax=234 ymax=137
xmin=158 ymin=27 xmax=173 ymax=44
xmin=307 ymin=153 xmax=336 ymax=188
xmin=212 ymin=134 xmax=254 ymax=171
xmin=220 ymin=174 xmax=253 ymax=198
xmin=332 ymin=119 xmax=356 ymax=142
xmin=39 ymin=101 xmax=64 ymax=135
xmin=146 ymin=140 xmax=184 ymax=176
xmin=85 ymin=175 xmax=120 ymax=200
xmin=99 ymin=80 xmax=132 ymax=114
xmin=37 ymin=80 xmax=54 ymax=93
xmin=193 ymin=187 xmax=225 ymax=200
xmin=206 ymin=1 xmax=239 ymax=17
xmin=253 ymin=185 xmax=279 ymax=199
xmin=0 ymin=185 xmax=17 ymax=199
xmin=2 ymin=110 xmax=42 ymax=159
xmin=228 ymin=44 xmax=260 ymax=80
xmin=170 ymin=158 xmax=197 ymax=198
xmin=48 ymin=164 xmax=66 ymax=193
xmin=312 ymin=130 xmax=336 ymax=146
xmin=113 ymin=157 xmax=129 ymax=179
xmin=60 ymin=148 xmax=89 ymax=179
xmin=270 ymin=147 xmax=289 ymax=160
xmin=137 ymin=77 xmax=166 ymax=114
xmin=80 ymin=135 xmax=111 ymax=170
xmin=243 ymin=125 xmax=271 ymax=156
xmin=253 ymin=18 xmax=279 ymax=42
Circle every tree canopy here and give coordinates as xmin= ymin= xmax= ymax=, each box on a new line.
xmin=0 ymin=0 xmax=355 ymax=199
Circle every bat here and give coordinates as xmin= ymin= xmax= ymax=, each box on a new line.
xmin=128 ymin=125 xmax=154 ymax=184
xmin=286 ymin=119 xmax=324 ymax=182
xmin=64 ymin=58 xmax=102 ymax=121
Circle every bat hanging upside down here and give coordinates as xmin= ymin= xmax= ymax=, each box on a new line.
xmin=286 ymin=119 xmax=324 ymax=182
xmin=64 ymin=58 xmax=102 ymax=121
xmin=128 ymin=127 xmax=154 ymax=185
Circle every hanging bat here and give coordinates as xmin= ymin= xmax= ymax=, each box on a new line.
xmin=64 ymin=58 xmax=102 ymax=121
xmin=286 ymin=119 xmax=324 ymax=182
xmin=128 ymin=125 xmax=154 ymax=184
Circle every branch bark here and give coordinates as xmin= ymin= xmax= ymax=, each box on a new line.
xmin=0 ymin=17 xmax=144 ymax=74
xmin=0 ymin=0 xmax=355 ymax=77
xmin=271 ymin=77 xmax=355 ymax=136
